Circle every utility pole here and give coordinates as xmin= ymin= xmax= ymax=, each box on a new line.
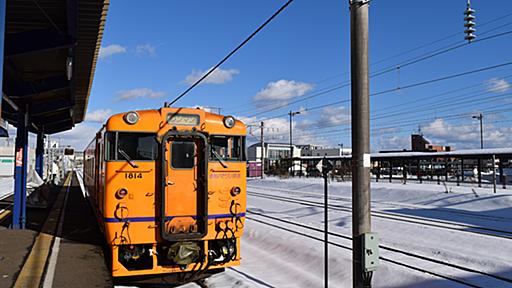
xmin=260 ymin=121 xmax=264 ymax=179
xmin=350 ymin=0 xmax=378 ymax=287
xmin=473 ymin=113 xmax=483 ymax=149
xmin=289 ymin=110 xmax=300 ymax=176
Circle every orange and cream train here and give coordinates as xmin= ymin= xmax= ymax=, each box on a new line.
xmin=83 ymin=107 xmax=246 ymax=280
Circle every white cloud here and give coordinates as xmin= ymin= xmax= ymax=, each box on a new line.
xmin=378 ymin=135 xmax=410 ymax=151
xmin=136 ymin=43 xmax=156 ymax=57
xmin=423 ymin=118 xmax=477 ymax=142
xmin=85 ymin=109 xmax=112 ymax=123
xmin=487 ymin=78 xmax=510 ymax=93
xmin=116 ymin=88 xmax=166 ymax=101
xmin=183 ymin=67 xmax=239 ymax=85
xmin=318 ymin=106 xmax=351 ymax=127
xmin=239 ymin=115 xmax=330 ymax=147
xmin=53 ymin=124 xmax=99 ymax=150
xmin=99 ymin=44 xmax=127 ymax=59
xmin=420 ymin=118 xmax=512 ymax=149
xmin=253 ymin=80 xmax=314 ymax=103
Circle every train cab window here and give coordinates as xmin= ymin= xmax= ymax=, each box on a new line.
xmin=210 ymin=135 xmax=245 ymax=161
xmin=171 ymin=142 xmax=195 ymax=169
xmin=106 ymin=132 xmax=158 ymax=161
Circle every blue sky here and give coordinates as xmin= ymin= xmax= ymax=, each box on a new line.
xmin=56 ymin=0 xmax=512 ymax=151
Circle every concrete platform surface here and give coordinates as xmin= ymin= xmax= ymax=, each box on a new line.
xmin=49 ymin=173 xmax=112 ymax=287
xmin=0 ymin=228 xmax=37 ymax=287
xmin=0 ymin=173 xmax=112 ymax=287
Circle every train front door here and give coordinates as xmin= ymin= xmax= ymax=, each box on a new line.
xmin=160 ymin=131 xmax=208 ymax=241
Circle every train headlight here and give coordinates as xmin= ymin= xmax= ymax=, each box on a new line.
xmin=116 ymin=188 xmax=128 ymax=199
xmin=223 ymin=116 xmax=235 ymax=128
xmin=230 ymin=186 xmax=241 ymax=196
xmin=124 ymin=111 xmax=139 ymax=125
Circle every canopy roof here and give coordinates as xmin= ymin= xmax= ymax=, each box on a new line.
xmin=2 ymin=0 xmax=109 ymax=134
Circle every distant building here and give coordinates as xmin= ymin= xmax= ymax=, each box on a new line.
xmin=247 ymin=142 xmax=301 ymax=162
xmin=299 ymin=144 xmax=352 ymax=156
xmin=411 ymin=134 xmax=451 ymax=152
xmin=380 ymin=134 xmax=451 ymax=153
xmin=0 ymin=138 xmax=36 ymax=177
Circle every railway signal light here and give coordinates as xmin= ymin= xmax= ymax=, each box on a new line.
xmin=464 ymin=0 xmax=476 ymax=43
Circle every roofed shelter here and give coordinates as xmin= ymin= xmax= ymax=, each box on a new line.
xmin=0 ymin=0 xmax=109 ymax=228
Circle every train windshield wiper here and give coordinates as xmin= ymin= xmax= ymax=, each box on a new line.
xmin=117 ymin=146 xmax=139 ymax=168
xmin=211 ymin=150 xmax=228 ymax=168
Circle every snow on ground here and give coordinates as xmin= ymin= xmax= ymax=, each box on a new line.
xmin=114 ymin=176 xmax=512 ymax=287
xmin=230 ymin=177 xmax=512 ymax=287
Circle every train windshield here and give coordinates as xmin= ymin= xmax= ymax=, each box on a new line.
xmin=106 ymin=132 xmax=158 ymax=161
xmin=210 ymin=135 xmax=245 ymax=161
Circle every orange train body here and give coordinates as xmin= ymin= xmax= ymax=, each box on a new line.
xmin=83 ymin=107 xmax=247 ymax=279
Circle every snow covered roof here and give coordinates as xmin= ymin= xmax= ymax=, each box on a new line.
xmin=299 ymin=148 xmax=512 ymax=160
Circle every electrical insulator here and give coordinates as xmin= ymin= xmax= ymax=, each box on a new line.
xmin=464 ymin=0 xmax=476 ymax=42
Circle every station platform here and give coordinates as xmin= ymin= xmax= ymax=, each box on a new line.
xmin=0 ymin=172 xmax=112 ymax=287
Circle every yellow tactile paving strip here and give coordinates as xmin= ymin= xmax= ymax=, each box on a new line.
xmin=0 ymin=209 xmax=11 ymax=222
xmin=13 ymin=174 xmax=72 ymax=288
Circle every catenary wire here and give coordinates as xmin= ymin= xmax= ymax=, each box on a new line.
xmin=226 ymin=12 xmax=512 ymax=113
xmin=245 ymin=61 xmax=512 ymax=125
xmin=168 ymin=0 xmax=295 ymax=106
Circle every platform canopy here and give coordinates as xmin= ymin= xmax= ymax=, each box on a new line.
xmin=2 ymin=0 xmax=109 ymax=134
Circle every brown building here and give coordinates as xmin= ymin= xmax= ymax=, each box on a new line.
xmin=411 ymin=134 xmax=451 ymax=152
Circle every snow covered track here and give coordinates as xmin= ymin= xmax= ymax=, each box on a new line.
xmin=241 ymin=178 xmax=512 ymax=287
xmin=247 ymin=189 xmax=512 ymax=239
xmin=247 ymin=210 xmax=512 ymax=288
xmin=249 ymin=185 xmax=512 ymax=222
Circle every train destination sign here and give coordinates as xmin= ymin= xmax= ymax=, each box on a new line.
xmin=167 ymin=113 xmax=200 ymax=126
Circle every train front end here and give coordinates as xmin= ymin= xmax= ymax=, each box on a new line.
xmin=102 ymin=107 xmax=246 ymax=279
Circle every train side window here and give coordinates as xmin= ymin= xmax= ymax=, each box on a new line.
xmin=105 ymin=132 xmax=158 ymax=161
xmin=210 ymin=135 xmax=245 ymax=161
xmin=105 ymin=132 xmax=116 ymax=160
xmin=171 ymin=141 xmax=195 ymax=169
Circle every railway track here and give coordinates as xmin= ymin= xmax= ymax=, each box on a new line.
xmin=248 ymin=185 xmax=512 ymax=222
xmin=246 ymin=209 xmax=512 ymax=288
xmin=247 ymin=189 xmax=512 ymax=239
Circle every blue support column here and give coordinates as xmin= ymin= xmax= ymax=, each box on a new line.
xmin=12 ymin=112 xmax=28 ymax=229
xmin=0 ymin=0 xmax=6 ymax=108
xmin=36 ymin=130 xmax=44 ymax=178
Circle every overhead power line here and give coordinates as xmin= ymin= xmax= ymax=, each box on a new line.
xmin=246 ymin=61 xmax=512 ymax=125
xmin=230 ymin=13 xmax=512 ymax=114
xmin=371 ymin=60 xmax=512 ymax=97
xmin=373 ymin=74 xmax=509 ymax=113
xmin=241 ymin=29 xmax=512 ymax=119
xmin=167 ymin=0 xmax=294 ymax=107
xmin=228 ymin=13 xmax=512 ymax=115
